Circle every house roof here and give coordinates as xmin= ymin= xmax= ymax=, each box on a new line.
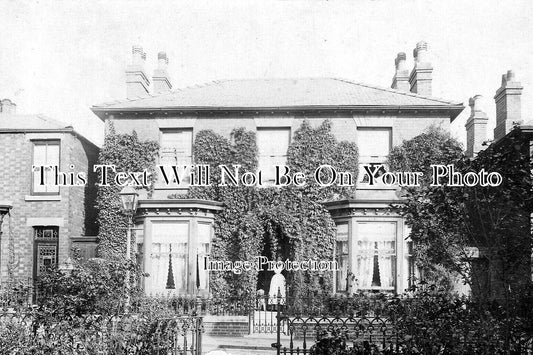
xmin=0 ymin=113 xmax=98 ymax=148
xmin=91 ymin=78 xmax=464 ymax=119
xmin=0 ymin=114 xmax=71 ymax=131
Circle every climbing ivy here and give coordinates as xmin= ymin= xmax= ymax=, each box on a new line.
xmin=95 ymin=123 xmax=159 ymax=259
xmin=176 ymin=119 xmax=358 ymax=300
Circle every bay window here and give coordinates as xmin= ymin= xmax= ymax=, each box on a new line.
xmin=147 ymin=220 xmax=213 ymax=295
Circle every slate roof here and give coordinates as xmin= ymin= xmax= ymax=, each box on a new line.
xmin=0 ymin=113 xmax=98 ymax=147
xmin=0 ymin=114 xmax=71 ymax=130
xmin=92 ymin=78 xmax=464 ymax=113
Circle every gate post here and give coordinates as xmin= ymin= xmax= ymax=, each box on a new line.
xmin=271 ymin=287 xmax=282 ymax=355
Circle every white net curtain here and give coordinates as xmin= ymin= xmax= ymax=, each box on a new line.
xmin=356 ymin=222 xmax=396 ymax=290
xmin=150 ymin=222 xmax=189 ymax=293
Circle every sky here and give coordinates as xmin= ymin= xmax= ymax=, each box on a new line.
xmin=1 ymin=0 xmax=532 ymax=147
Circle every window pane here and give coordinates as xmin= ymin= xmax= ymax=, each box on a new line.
xmin=357 ymin=128 xmax=391 ymax=158
xmin=160 ymin=130 xmax=193 ymax=164
xmin=257 ymin=128 xmax=290 ymax=182
xmin=159 ymin=130 xmax=193 ymax=185
xmin=197 ymin=223 xmax=211 ymax=290
xmin=151 ymin=222 xmax=189 ymax=292
xmin=335 ymin=223 xmax=349 ymax=292
xmin=356 ymin=222 xmax=396 ymax=290
xmin=32 ymin=142 xmax=60 ymax=194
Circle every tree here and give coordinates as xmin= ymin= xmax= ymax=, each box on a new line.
xmin=388 ymin=126 xmax=532 ymax=300
xmin=388 ymin=126 xmax=466 ymax=291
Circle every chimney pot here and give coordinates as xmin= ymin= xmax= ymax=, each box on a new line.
xmin=158 ymin=51 xmax=169 ymax=69
xmin=395 ymin=52 xmax=407 ymax=70
xmin=413 ymin=41 xmax=428 ymax=64
xmin=0 ymin=99 xmax=17 ymax=114
xmin=506 ymin=70 xmax=515 ymax=82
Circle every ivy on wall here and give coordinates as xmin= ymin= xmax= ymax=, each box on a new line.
xmin=175 ymin=119 xmax=359 ymax=299
xmin=95 ymin=123 xmax=159 ymax=259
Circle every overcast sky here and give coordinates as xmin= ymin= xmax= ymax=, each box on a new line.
xmin=1 ymin=0 xmax=532 ymax=146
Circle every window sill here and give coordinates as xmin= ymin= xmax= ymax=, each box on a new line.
xmin=25 ymin=195 xmax=61 ymax=201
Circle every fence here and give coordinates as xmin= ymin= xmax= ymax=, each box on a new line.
xmin=269 ymin=291 xmax=533 ymax=355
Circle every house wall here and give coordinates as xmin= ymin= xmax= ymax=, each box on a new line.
xmin=108 ymin=112 xmax=449 ymax=157
xmin=0 ymin=131 xmax=99 ymax=282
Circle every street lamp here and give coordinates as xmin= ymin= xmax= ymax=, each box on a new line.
xmin=119 ymin=186 xmax=139 ymax=313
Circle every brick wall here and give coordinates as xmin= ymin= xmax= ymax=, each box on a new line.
xmin=202 ymin=315 xmax=249 ymax=337
xmin=0 ymin=131 xmax=99 ymax=281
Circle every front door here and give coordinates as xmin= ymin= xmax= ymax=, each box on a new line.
xmin=33 ymin=226 xmax=59 ymax=279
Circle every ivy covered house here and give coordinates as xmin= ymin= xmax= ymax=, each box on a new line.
xmin=90 ymin=43 xmax=464 ymax=297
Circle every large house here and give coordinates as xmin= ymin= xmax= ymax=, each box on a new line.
xmin=0 ymin=100 xmax=99 ymax=285
xmin=91 ymin=42 xmax=468 ymax=296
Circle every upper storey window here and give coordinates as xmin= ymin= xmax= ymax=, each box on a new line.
xmin=257 ymin=128 xmax=291 ymax=184
xmin=32 ymin=140 xmax=60 ymax=195
xmin=159 ymin=129 xmax=193 ymax=186
xmin=357 ymin=128 xmax=392 ymax=185
xmin=159 ymin=129 xmax=193 ymax=166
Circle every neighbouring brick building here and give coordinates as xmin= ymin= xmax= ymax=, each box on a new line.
xmin=0 ymin=99 xmax=99 ymax=285
xmin=91 ymin=42 xmax=465 ymax=297
xmin=464 ymin=71 xmax=533 ymax=298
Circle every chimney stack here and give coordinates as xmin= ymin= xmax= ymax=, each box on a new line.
xmin=153 ymin=51 xmax=172 ymax=94
xmin=391 ymin=52 xmax=410 ymax=92
xmin=125 ymin=45 xmax=150 ymax=99
xmin=465 ymin=95 xmax=488 ymax=157
xmin=493 ymin=70 xmax=523 ymax=141
xmin=0 ymin=99 xmax=16 ymax=114
xmin=409 ymin=41 xmax=433 ymax=96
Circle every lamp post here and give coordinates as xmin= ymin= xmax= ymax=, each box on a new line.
xmin=118 ymin=186 xmax=138 ymax=313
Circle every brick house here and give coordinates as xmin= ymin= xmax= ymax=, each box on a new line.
xmin=0 ymin=99 xmax=99 ymax=285
xmin=464 ymin=71 xmax=533 ymax=298
xmin=91 ymin=43 xmax=465 ymax=296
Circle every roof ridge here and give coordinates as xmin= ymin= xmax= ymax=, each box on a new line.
xmin=332 ymin=78 xmax=461 ymax=105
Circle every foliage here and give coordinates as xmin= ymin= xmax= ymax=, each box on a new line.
xmin=287 ymin=119 xmax=359 ymax=200
xmin=387 ymin=126 xmax=464 ymax=185
xmin=36 ymin=258 xmax=142 ymax=316
xmin=309 ymin=284 xmax=533 ymax=354
xmin=0 ymin=310 xmax=202 ymax=355
xmin=95 ymin=123 xmax=159 ymax=259
xmin=388 ymin=126 xmax=532 ymax=299
xmin=173 ymin=120 xmax=358 ymax=300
